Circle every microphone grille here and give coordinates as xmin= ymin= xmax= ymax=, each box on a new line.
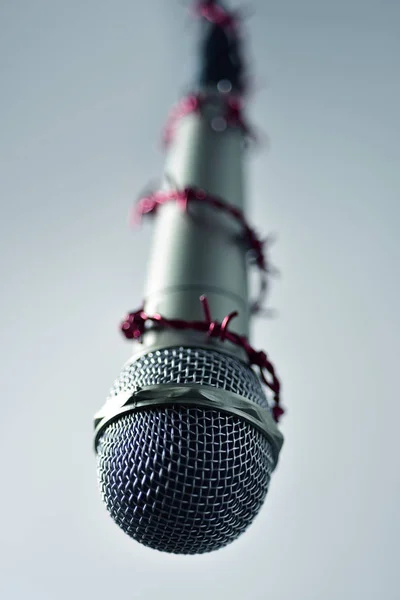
xmin=109 ymin=346 xmax=270 ymax=409
xmin=97 ymin=347 xmax=275 ymax=554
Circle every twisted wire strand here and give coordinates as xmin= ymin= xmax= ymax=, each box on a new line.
xmin=130 ymin=184 xmax=277 ymax=316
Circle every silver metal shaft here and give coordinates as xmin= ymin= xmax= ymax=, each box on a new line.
xmin=140 ymin=93 xmax=250 ymax=362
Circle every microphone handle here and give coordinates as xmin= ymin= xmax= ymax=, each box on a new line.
xmin=141 ymin=92 xmax=250 ymax=362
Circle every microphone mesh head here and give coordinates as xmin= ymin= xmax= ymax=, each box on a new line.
xmin=97 ymin=347 xmax=275 ymax=554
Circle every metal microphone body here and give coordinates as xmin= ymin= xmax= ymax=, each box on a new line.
xmin=143 ymin=93 xmax=249 ymax=353
xmin=94 ymin=9 xmax=284 ymax=555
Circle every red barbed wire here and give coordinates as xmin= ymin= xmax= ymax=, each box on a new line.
xmin=121 ymin=1 xmax=284 ymax=421
xmin=190 ymin=0 xmax=241 ymax=32
xmin=130 ymin=184 xmax=277 ymax=315
xmin=163 ymin=92 xmax=256 ymax=147
xmin=121 ymin=295 xmax=284 ymax=422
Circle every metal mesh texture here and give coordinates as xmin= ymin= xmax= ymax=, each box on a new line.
xmin=108 ymin=347 xmax=270 ymax=409
xmin=97 ymin=347 xmax=275 ymax=554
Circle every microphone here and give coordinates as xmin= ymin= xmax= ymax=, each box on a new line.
xmin=94 ymin=1 xmax=284 ymax=555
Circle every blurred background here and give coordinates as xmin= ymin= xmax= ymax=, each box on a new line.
xmin=0 ymin=1 xmax=399 ymax=598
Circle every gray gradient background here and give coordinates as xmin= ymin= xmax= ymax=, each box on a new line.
xmin=1 ymin=1 xmax=399 ymax=599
